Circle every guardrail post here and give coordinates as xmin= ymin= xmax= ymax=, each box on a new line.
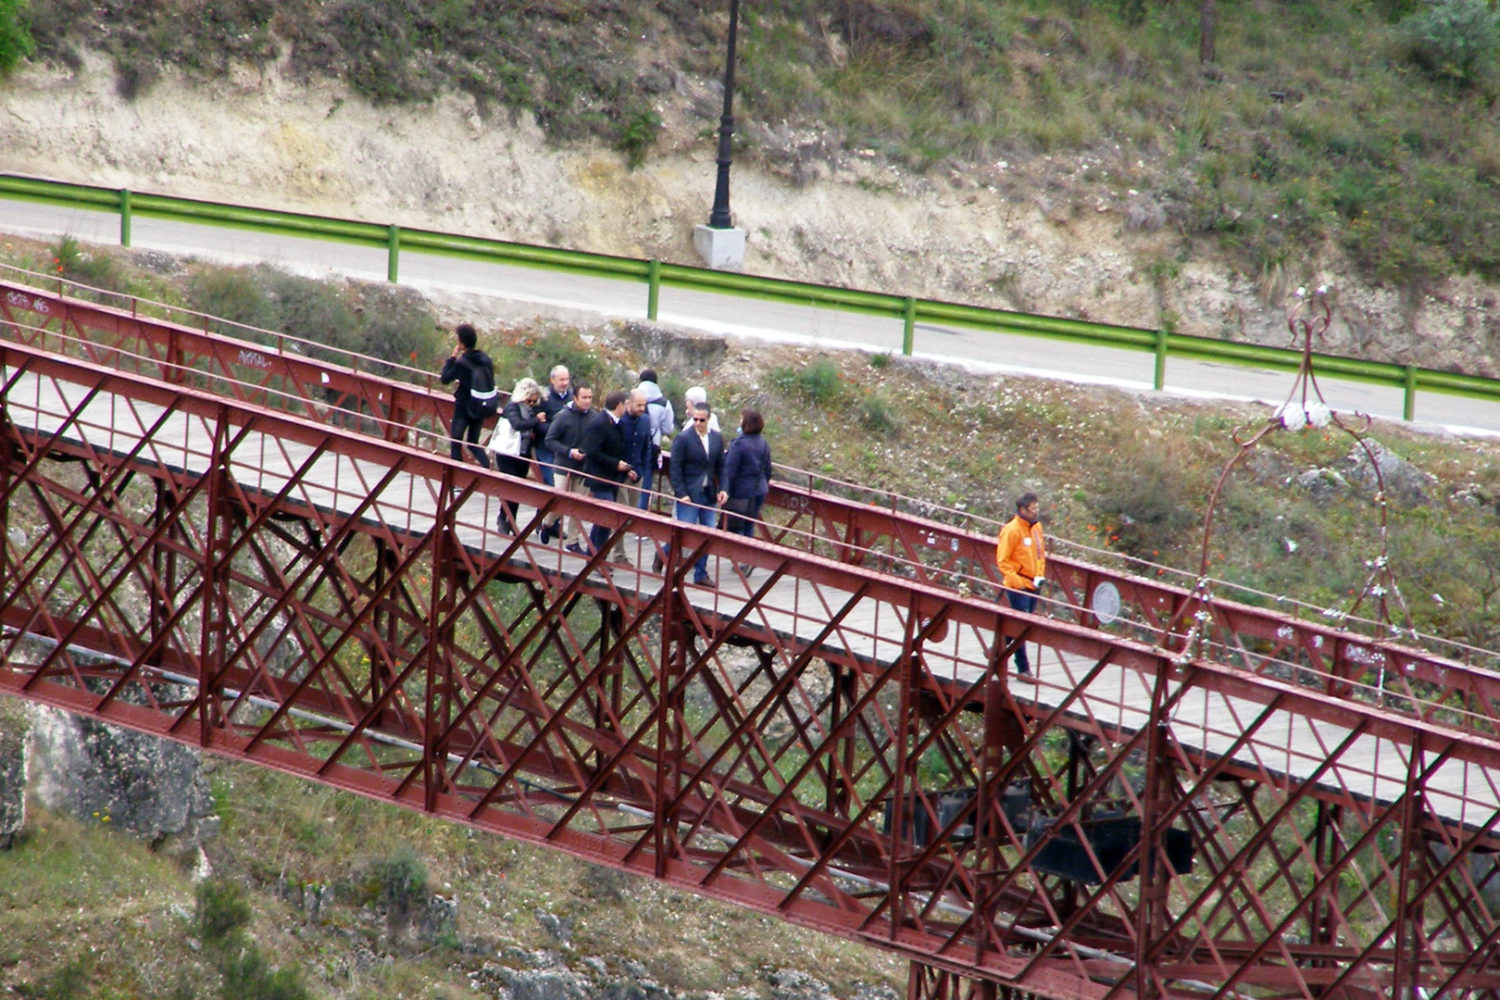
xmin=120 ymin=189 xmax=132 ymax=247
xmin=902 ymin=296 xmax=916 ymax=356
xmin=387 ymin=224 xmax=400 ymax=283
xmin=1153 ymin=328 xmax=1168 ymax=391
xmin=1403 ymin=365 xmax=1417 ymax=421
xmin=647 ymin=258 xmax=662 ymax=321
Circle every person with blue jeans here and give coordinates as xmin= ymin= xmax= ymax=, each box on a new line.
xmin=668 ymin=403 xmax=727 ymax=585
xmin=995 ymin=492 xmax=1046 ymax=680
xmin=533 ymin=364 xmax=573 ymax=487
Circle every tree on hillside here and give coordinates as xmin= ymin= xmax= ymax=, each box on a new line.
xmin=0 ymin=0 xmax=34 ymax=77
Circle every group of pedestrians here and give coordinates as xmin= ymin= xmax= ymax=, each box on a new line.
xmin=444 ymin=325 xmax=1045 ymax=678
xmin=440 ymin=326 xmax=773 ymax=585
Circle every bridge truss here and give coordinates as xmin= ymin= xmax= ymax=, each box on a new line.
xmin=5 ymin=271 xmax=1500 ymax=999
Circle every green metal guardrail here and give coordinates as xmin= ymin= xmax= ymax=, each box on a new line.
xmin=5 ymin=171 xmax=1499 ymax=423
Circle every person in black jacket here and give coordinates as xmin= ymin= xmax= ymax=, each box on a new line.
xmin=438 ymin=323 xmax=492 ymax=469
xmin=578 ymin=390 xmax=639 ymax=556
xmin=668 ymin=403 xmax=727 ymax=585
xmin=722 ymin=407 xmax=772 ymax=539
xmin=539 ymin=384 xmax=592 ymax=545
xmin=493 ymin=377 xmax=545 ymax=531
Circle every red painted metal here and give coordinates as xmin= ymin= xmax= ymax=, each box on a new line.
xmin=6 ymin=271 xmax=1500 ymax=997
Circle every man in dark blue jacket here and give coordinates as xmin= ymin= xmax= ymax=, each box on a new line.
xmin=668 ymin=403 xmax=727 ymax=585
xmin=579 ymin=391 xmax=639 ymax=557
xmin=618 ymin=389 xmax=653 ymax=511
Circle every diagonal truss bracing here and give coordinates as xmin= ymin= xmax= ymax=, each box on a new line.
xmin=6 ymin=275 xmax=1500 ymax=997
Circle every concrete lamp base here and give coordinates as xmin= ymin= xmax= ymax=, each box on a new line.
xmin=693 ymin=224 xmax=746 ymax=271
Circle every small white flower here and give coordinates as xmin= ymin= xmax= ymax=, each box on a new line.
xmin=1296 ymin=286 xmax=1308 ymax=298
xmin=1433 ymin=592 xmax=1445 ymax=605
xmin=1306 ymin=402 xmax=1332 ymax=428
xmin=1276 ymin=404 xmax=1307 ymax=431
xmin=1283 ymin=537 xmax=1299 ymax=553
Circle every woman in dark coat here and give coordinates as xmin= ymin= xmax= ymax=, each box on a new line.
xmin=493 ymin=377 xmax=545 ymax=530
xmin=722 ymin=408 xmax=772 ymax=552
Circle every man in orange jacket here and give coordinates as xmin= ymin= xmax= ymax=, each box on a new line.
xmin=995 ymin=492 xmax=1046 ymax=679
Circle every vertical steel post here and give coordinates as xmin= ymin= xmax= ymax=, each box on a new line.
xmin=902 ymin=296 xmax=917 ymax=356
xmin=195 ymin=408 xmax=235 ymax=746
xmin=647 ymin=258 xmax=662 ymax=320
xmin=1403 ymin=364 xmax=1417 ymax=421
xmin=119 ymin=188 xmax=132 ymax=247
xmin=387 ymin=224 xmax=400 ymax=283
xmin=1154 ymin=326 xmax=1168 ymax=391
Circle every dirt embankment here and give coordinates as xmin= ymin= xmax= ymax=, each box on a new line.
xmin=3 ymin=51 xmax=1498 ymax=375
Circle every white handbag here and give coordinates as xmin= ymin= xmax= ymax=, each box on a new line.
xmin=489 ymin=416 xmax=522 ymax=457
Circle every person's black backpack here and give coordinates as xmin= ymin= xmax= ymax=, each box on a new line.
xmin=463 ymin=352 xmax=501 ymax=420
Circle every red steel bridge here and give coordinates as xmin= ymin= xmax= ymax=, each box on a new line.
xmin=4 ymin=267 xmax=1500 ymax=1000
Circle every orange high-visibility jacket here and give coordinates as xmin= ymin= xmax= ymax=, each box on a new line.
xmin=995 ymin=515 xmax=1046 ymax=591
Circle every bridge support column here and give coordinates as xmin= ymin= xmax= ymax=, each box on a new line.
xmin=906 ymin=963 xmax=1004 ymax=1000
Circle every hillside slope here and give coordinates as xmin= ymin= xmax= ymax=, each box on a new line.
xmin=3 ymin=1 xmax=1500 ymax=379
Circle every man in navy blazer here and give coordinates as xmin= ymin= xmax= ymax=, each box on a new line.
xmin=669 ymin=403 xmax=728 ymax=584
xmin=579 ymin=390 xmax=640 ymax=557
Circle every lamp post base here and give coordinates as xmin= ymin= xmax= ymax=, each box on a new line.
xmin=693 ymin=224 xmax=746 ymax=271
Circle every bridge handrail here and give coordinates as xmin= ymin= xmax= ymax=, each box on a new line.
xmin=4 ymin=272 xmax=1490 ymax=676
xmin=7 ymin=172 xmax=1500 ymax=421
xmin=6 ymin=298 xmax=1500 ymax=744
xmin=3 ymin=265 xmax=1488 ymax=665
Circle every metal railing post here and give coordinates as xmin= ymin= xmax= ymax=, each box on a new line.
xmin=120 ymin=189 xmax=132 ymax=247
xmin=1154 ymin=327 xmax=1168 ymax=391
xmin=1403 ymin=365 xmax=1417 ymax=421
xmin=648 ymin=258 xmax=661 ymax=320
xmin=387 ymin=224 xmax=400 ymax=283
xmin=902 ymin=296 xmax=916 ymax=356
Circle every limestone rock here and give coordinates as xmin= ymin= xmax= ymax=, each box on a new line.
xmin=0 ymin=705 xmax=29 ymax=847
xmin=1342 ymin=439 xmax=1435 ymax=504
xmin=26 ymin=703 xmax=218 ymax=846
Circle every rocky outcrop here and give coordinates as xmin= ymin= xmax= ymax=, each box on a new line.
xmin=26 ymin=703 xmax=218 ymax=847
xmin=467 ymin=948 xmax=898 ymax=1000
xmin=0 ymin=703 xmax=28 ymax=847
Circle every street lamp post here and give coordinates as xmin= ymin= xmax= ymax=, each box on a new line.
xmin=707 ymin=0 xmax=741 ymax=229
xmin=694 ymin=0 xmax=747 ymax=269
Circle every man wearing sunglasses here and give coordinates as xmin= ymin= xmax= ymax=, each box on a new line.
xmin=668 ymin=403 xmax=728 ymax=586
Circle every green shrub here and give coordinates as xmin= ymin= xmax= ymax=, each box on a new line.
xmin=0 ymin=0 xmax=32 ymax=77
xmin=52 ymin=234 xmax=125 ymax=293
xmin=365 ymin=845 xmax=428 ymax=933
xmin=195 ymin=878 xmax=253 ymax=947
xmin=616 ymin=108 xmax=662 ymax=169
xmin=185 ymin=267 xmax=279 ymax=339
xmin=1093 ymin=448 xmax=1195 ymax=560
xmin=770 ymin=359 xmax=842 ymax=407
xmin=1399 ymin=0 xmax=1499 ymax=85
xmin=218 ymin=946 xmax=310 ymax=1000
xmin=858 ymin=392 xmax=900 ymax=434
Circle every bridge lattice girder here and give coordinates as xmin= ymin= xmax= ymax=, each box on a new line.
xmin=4 ymin=276 xmax=1500 ymax=998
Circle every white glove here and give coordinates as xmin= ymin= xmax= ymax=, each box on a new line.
xmin=1033 ymin=576 xmax=1046 ymax=590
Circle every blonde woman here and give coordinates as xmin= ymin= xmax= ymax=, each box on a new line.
xmin=493 ymin=377 xmax=546 ymax=530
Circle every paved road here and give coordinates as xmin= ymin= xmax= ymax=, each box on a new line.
xmin=5 ymin=199 xmax=1499 ymax=437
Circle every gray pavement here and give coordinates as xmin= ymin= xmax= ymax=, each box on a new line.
xmin=4 ymin=198 xmax=1498 ymax=437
